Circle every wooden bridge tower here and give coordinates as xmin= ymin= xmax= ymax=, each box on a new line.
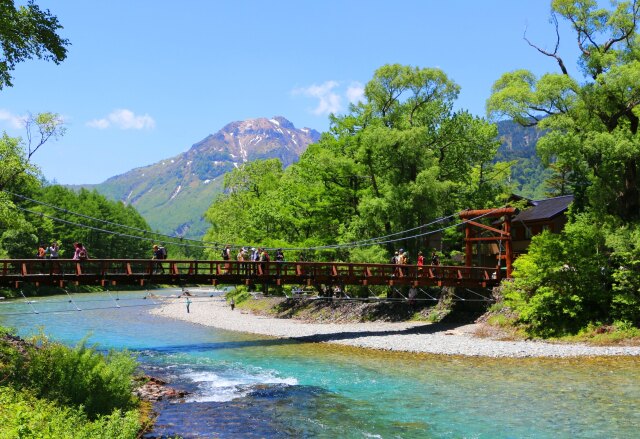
xmin=459 ymin=207 xmax=517 ymax=279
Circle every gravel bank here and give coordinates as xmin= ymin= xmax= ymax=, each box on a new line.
xmin=149 ymin=297 xmax=640 ymax=358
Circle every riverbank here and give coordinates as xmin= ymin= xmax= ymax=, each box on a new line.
xmin=150 ymin=297 xmax=640 ymax=358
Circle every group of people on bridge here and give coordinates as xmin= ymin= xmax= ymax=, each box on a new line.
xmin=36 ymin=241 xmax=88 ymax=261
xmin=390 ymin=249 xmax=440 ymax=274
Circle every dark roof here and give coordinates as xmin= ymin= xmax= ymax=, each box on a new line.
xmin=512 ymin=195 xmax=574 ymax=223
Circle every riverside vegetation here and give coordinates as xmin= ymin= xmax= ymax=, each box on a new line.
xmin=0 ymin=326 xmax=147 ymax=438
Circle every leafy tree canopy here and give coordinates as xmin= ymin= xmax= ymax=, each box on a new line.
xmin=0 ymin=0 xmax=69 ymax=89
xmin=487 ymin=0 xmax=640 ymax=221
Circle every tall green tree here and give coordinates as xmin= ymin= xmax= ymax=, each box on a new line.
xmin=0 ymin=113 xmax=65 ymax=257
xmin=488 ymin=1 xmax=640 ymax=335
xmin=487 ymin=0 xmax=640 ymax=221
xmin=203 ymin=64 xmax=508 ymax=260
xmin=0 ymin=0 xmax=69 ymax=89
xmin=298 ymin=64 xmax=503 ymax=255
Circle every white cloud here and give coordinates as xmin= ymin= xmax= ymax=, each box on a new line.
xmin=292 ymin=81 xmax=342 ymax=115
xmin=346 ymin=82 xmax=365 ymax=104
xmin=87 ymin=109 xmax=155 ymax=130
xmin=0 ymin=109 xmax=26 ymax=129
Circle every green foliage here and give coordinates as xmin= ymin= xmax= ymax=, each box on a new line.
xmin=487 ymin=0 xmax=640 ymax=337
xmin=0 ymin=1 xmax=69 ymax=89
xmin=226 ymin=285 xmax=252 ymax=304
xmin=204 ymin=64 xmax=510 ymax=261
xmin=11 ymin=185 xmax=155 ymax=259
xmin=0 ymin=387 xmax=140 ymax=439
xmin=488 ymin=0 xmax=640 ymax=221
xmin=1 ymin=333 xmax=138 ymax=420
xmin=0 ymin=132 xmax=41 ymax=194
xmin=1 ymin=229 xmax=38 ymax=258
xmin=502 ymin=214 xmax=640 ymax=336
xmin=606 ymin=225 xmax=640 ymax=323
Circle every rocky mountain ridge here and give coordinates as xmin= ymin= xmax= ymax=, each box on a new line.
xmin=88 ymin=116 xmax=320 ymax=238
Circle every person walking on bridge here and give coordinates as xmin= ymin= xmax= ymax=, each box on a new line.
xmin=152 ymin=244 xmax=165 ymax=274
xmin=73 ymin=242 xmax=88 ymax=260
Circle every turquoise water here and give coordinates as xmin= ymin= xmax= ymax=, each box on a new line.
xmin=1 ymin=290 xmax=639 ymax=438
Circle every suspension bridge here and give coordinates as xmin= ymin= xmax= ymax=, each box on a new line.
xmin=0 ymin=207 xmax=517 ymax=291
xmin=0 ymin=258 xmax=505 ymax=290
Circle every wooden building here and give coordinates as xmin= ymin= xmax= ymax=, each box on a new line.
xmin=510 ymin=195 xmax=574 ymax=255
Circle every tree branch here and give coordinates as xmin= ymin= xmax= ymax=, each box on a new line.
xmin=523 ymin=15 xmax=569 ymax=75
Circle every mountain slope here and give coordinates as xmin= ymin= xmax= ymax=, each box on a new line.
xmin=494 ymin=120 xmax=550 ymax=199
xmin=91 ymin=116 xmax=321 ymax=238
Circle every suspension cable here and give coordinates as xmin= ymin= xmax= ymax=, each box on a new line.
xmin=6 ymin=189 xmax=508 ymax=254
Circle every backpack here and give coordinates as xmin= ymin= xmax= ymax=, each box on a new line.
xmin=221 ymin=248 xmax=228 ymax=260
xmin=159 ymin=246 xmax=167 ymax=259
xmin=78 ymin=249 xmax=88 ymax=260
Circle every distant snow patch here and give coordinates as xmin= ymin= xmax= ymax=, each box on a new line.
xmin=233 ymin=162 xmax=238 ymax=168
xmin=171 ymin=159 xmax=175 ymax=163
xmin=170 ymin=185 xmax=182 ymax=201
xmin=187 ymin=160 xmax=192 ymax=165
xmin=269 ymin=118 xmax=280 ymax=126
xmin=301 ymin=128 xmax=309 ymax=133
xmin=204 ymin=179 xmax=211 ymax=184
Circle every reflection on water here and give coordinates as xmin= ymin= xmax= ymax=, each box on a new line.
xmin=1 ymin=290 xmax=639 ymax=438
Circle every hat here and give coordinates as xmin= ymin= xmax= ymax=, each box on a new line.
xmin=251 ymin=247 xmax=256 ymax=251
xmin=399 ymin=248 xmax=404 ymax=252
xmin=153 ymin=245 xmax=158 ymax=249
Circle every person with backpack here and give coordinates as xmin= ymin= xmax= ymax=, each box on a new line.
xmin=259 ymin=248 xmax=270 ymax=273
xmin=250 ymin=247 xmax=259 ymax=274
xmin=152 ymin=244 xmax=165 ymax=274
xmin=222 ymin=244 xmax=231 ymax=273
xmin=221 ymin=245 xmax=231 ymax=260
xmin=73 ymin=242 xmax=88 ymax=261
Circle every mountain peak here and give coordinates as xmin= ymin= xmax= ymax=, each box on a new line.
xmin=192 ymin=116 xmax=320 ymax=168
xmin=92 ymin=116 xmax=321 ymax=239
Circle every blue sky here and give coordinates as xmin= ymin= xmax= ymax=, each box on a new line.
xmin=1 ymin=0 xmax=580 ymax=185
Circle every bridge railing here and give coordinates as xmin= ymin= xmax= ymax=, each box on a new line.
xmin=0 ymin=259 xmax=498 ymax=287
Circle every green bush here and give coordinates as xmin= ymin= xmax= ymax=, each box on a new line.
xmin=4 ymin=333 xmax=138 ymax=420
xmin=0 ymin=387 xmax=140 ymax=439
xmin=502 ymin=214 xmax=610 ymax=336
xmin=606 ymin=225 xmax=640 ymax=324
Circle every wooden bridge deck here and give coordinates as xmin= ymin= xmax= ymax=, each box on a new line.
xmin=0 ymin=259 xmax=503 ymax=289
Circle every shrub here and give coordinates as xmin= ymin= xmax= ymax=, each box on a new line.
xmin=502 ymin=214 xmax=610 ymax=336
xmin=15 ymin=334 xmax=138 ymax=420
xmin=0 ymin=387 xmax=140 ymax=439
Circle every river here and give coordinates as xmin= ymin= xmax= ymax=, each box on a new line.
xmin=1 ymin=289 xmax=638 ymax=438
